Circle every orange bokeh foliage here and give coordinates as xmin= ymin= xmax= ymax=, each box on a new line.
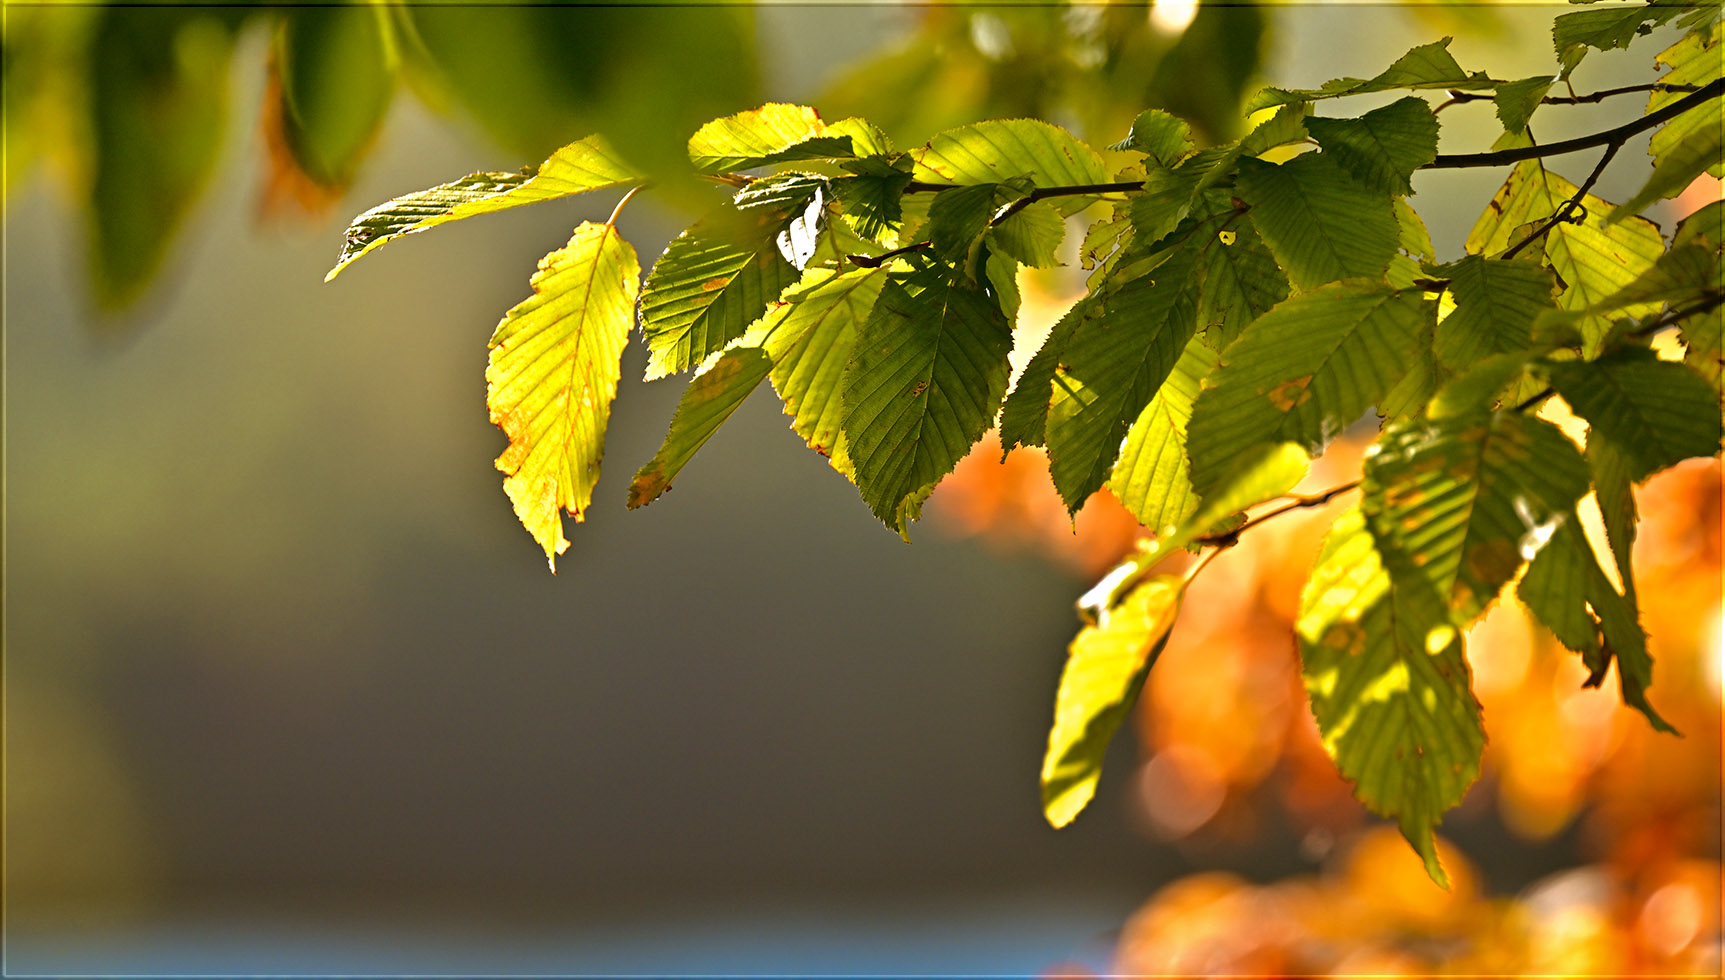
xmin=931 ymin=429 xmax=1722 ymax=975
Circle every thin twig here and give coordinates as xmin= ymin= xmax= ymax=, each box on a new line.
xmin=1194 ymin=480 xmax=1362 ymax=548
xmin=847 ymin=240 xmax=932 ymax=268
xmin=1443 ymin=82 xmax=1703 ymax=108
xmin=1501 ymin=140 xmax=1619 ymax=260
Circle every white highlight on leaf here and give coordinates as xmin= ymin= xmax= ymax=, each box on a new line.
xmin=1514 ymin=495 xmax=1566 ymax=561
xmin=1149 ymin=0 xmax=1200 ymax=37
xmin=776 ymin=187 xmax=824 ymax=271
xmin=1079 ymin=560 xmax=1140 ymax=627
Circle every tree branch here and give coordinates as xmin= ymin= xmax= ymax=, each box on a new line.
xmin=1427 ymin=78 xmax=1723 ymax=169
xmin=1501 ymin=139 xmax=1618 ymax=260
xmin=1194 ymin=481 xmax=1361 ymax=549
xmin=1441 ymin=81 xmax=1703 ymax=110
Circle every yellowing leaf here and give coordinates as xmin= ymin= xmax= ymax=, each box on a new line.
xmin=486 ymin=222 xmax=640 ymax=570
xmin=1043 ymin=575 xmax=1184 ymax=829
xmin=686 ymin=103 xmax=857 ymax=175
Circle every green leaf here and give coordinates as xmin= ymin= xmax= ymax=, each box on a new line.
xmin=1194 ymin=202 xmax=1290 ymax=351
xmin=1589 ymin=437 xmax=1640 ymax=601
xmin=1108 ymin=336 xmax=1219 ymax=535
xmin=486 ymin=222 xmax=640 ymax=570
xmin=327 ymin=135 xmax=641 ymax=279
xmin=925 ymin=182 xmax=1014 ymax=262
xmin=1427 ymin=351 xmax=1533 ymax=419
xmin=1296 ymin=506 xmax=1484 ymax=889
xmin=1111 ymin=109 xmax=1194 ymax=167
xmin=687 ymin=103 xmax=857 ymax=175
xmin=275 ymin=4 xmax=394 ymax=188
xmin=1553 ymin=1 xmax=1684 ymax=76
xmin=1042 ymin=575 xmax=1183 ymax=828
xmin=767 ymin=266 xmax=891 ymax=469
xmin=88 ymin=7 xmax=245 ymax=308
xmin=911 ymin=119 xmax=1108 ymax=216
xmin=628 ymin=348 xmax=772 ymax=509
xmin=1395 ymin=198 xmax=1438 ymax=264
xmin=1582 ymin=535 xmax=1678 ymax=732
xmin=1494 ymin=75 xmax=1555 ymax=133
xmin=1304 ymin=97 xmax=1440 ymax=197
xmin=990 ymin=201 xmax=1066 ymax=268
xmin=1235 ymin=154 xmax=1400 ymax=291
xmin=1550 ymin=348 xmax=1723 ymax=481
xmin=1467 ymin=161 xmax=1665 ymax=355
xmin=1518 ymin=519 xmax=1605 ymax=673
xmin=1248 ymin=37 xmax=1496 ymax=113
xmin=1362 ymin=410 xmax=1591 ymax=626
xmin=832 ymin=156 xmax=914 ymax=239
xmin=1187 ymin=281 xmax=1427 ymax=499
xmin=1433 ymin=255 xmax=1556 ymax=371
xmin=841 ymin=268 xmax=1013 ymax=530
xmin=998 ymin=292 xmax=1089 ymax=453
xmin=1610 ymin=24 xmax=1724 ymax=221
xmin=638 ymin=205 xmax=801 ymax=380
xmin=1046 ymin=245 xmax=1204 ymax=512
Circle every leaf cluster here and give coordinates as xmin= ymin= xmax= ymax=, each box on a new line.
xmin=331 ymin=0 xmax=1724 ymax=885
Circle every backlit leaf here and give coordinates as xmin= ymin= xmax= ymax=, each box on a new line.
xmin=1553 ymin=0 xmax=1684 ymax=75
xmin=912 ymin=118 xmax=1108 ymax=215
xmin=327 ymin=134 xmax=641 ymax=279
xmin=1111 ymin=108 xmax=1194 ymax=167
xmin=486 ymin=222 xmax=639 ymax=570
xmin=687 ymin=103 xmax=856 ymax=174
xmin=1305 ymin=96 xmax=1439 ymax=196
xmin=1235 ymin=154 xmax=1400 ymax=290
xmin=638 ymin=204 xmax=800 ymax=379
xmin=274 ymin=4 xmax=394 ymax=189
xmin=1248 ymin=37 xmax=1495 ymax=113
xmin=628 ymin=348 xmax=772 ymax=509
xmin=767 ymin=266 xmax=891 ymax=469
xmin=1296 ymin=506 xmax=1484 ymax=888
xmin=989 ymin=201 xmax=1066 ymax=268
xmin=1433 ymin=255 xmax=1556 ymax=371
xmin=1361 ymin=409 xmax=1590 ymax=627
xmin=1046 ymin=245 xmax=1204 ymax=512
xmin=1187 ymin=280 xmax=1427 ymax=499
xmin=1042 ymin=575 xmax=1183 ymax=828
xmin=1494 ymin=75 xmax=1554 ymax=133
xmin=1108 ymin=336 xmax=1218 ymax=535
xmin=842 ymin=267 xmax=1013 ymax=530
xmin=1609 ymin=23 xmax=1724 ymax=221
xmin=1518 ymin=518 xmax=1605 ymax=671
xmin=1551 ymin=349 xmax=1722 ymax=481
xmin=1193 ymin=198 xmax=1289 ymax=350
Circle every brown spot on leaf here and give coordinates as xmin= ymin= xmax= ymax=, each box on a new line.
xmin=908 ymin=380 xmax=929 ymax=397
xmin=627 ymin=467 xmax=671 ymax=509
xmin=1267 ymin=375 xmax=1314 ymax=411
xmin=701 ymin=277 xmax=729 ymax=291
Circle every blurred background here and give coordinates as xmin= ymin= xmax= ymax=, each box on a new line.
xmin=4 ymin=2 xmax=1719 ymax=974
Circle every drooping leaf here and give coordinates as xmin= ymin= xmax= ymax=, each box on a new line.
xmin=1186 ymin=280 xmax=1427 ymax=499
xmin=1111 ymin=109 xmax=1194 ymax=167
xmin=88 ymin=6 xmax=246 ymax=309
xmin=1549 ymin=347 xmax=1724 ymax=482
xmin=1108 ymin=336 xmax=1219 ymax=535
xmin=486 ymin=222 xmax=639 ymax=570
xmin=841 ymin=267 xmax=1013 ymax=530
xmin=327 ymin=135 xmax=642 ymax=279
xmin=1361 ymin=409 xmax=1590 ymax=627
xmin=1304 ymin=96 xmax=1440 ymax=196
xmin=274 ymin=4 xmax=394 ymax=189
xmin=638 ymin=204 xmax=801 ymax=379
xmin=1553 ymin=0 xmax=1685 ymax=76
xmin=628 ymin=348 xmax=773 ymax=509
xmin=1046 ymin=246 xmax=1204 ymax=512
xmin=1517 ymin=517 xmax=1605 ymax=672
xmin=1589 ymin=437 xmax=1640 ymax=602
xmin=1248 ymin=37 xmax=1496 ymax=113
xmin=1581 ymin=533 xmax=1678 ymax=732
xmin=1494 ymin=75 xmax=1555 ymax=133
xmin=1235 ymin=154 xmax=1401 ymax=290
xmin=1296 ymin=506 xmax=1484 ymax=889
xmin=1042 ymin=575 xmax=1183 ymax=828
xmin=687 ymin=103 xmax=857 ymax=175
xmin=998 ymin=291 xmax=1091 ymax=453
xmin=767 ymin=266 xmax=891 ymax=469
xmin=1432 ymin=255 xmax=1556 ymax=371
xmin=911 ymin=118 xmax=1108 ymax=215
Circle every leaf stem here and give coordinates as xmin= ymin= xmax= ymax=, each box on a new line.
xmin=1426 ymin=78 xmax=1723 ymax=169
xmin=606 ymin=185 xmax=643 ymax=228
xmin=1195 ymin=480 xmax=1362 ymax=548
xmin=847 ymin=240 xmax=932 ymax=268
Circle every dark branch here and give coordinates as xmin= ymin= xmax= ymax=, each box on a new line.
xmin=1194 ymin=481 xmax=1361 ymax=549
xmin=847 ymin=240 xmax=932 ymax=268
xmin=1427 ymin=78 xmax=1723 ymax=169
